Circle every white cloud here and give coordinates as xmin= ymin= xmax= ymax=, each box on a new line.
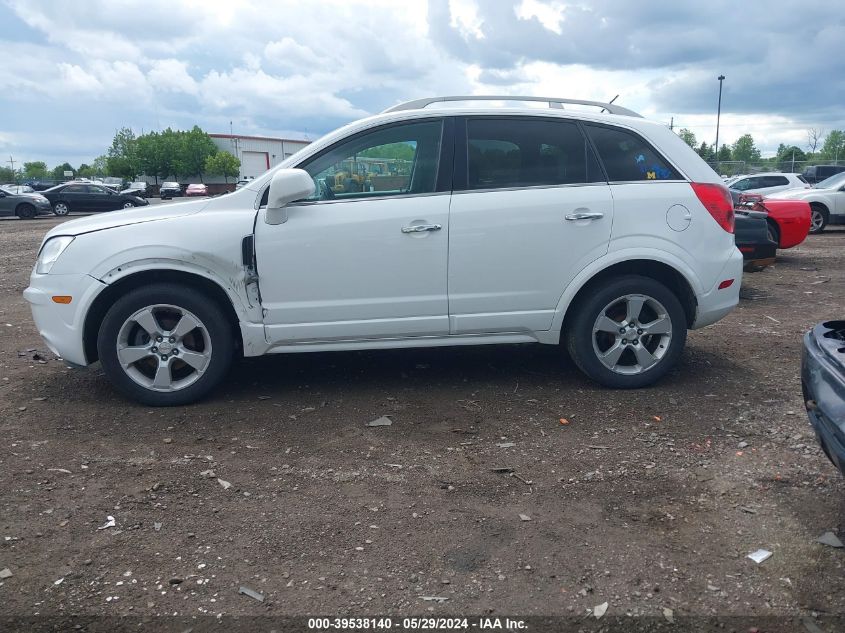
xmin=148 ymin=59 xmax=199 ymax=94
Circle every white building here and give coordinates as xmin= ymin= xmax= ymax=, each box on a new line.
xmin=210 ymin=133 xmax=311 ymax=180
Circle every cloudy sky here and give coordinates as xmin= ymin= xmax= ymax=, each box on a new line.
xmin=2 ymin=0 xmax=844 ymax=168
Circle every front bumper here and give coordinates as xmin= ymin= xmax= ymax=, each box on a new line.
xmin=24 ymin=272 xmax=108 ymax=366
xmin=801 ymin=321 xmax=845 ymax=475
xmin=35 ymin=201 xmax=53 ymax=215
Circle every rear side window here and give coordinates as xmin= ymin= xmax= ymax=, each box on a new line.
xmin=763 ymin=176 xmax=789 ymax=187
xmin=466 ymin=118 xmax=604 ymax=190
xmin=585 ymin=124 xmax=681 ymax=182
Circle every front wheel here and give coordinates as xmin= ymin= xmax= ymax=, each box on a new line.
xmin=53 ymin=201 xmax=69 ymax=216
xmin=97 ymin=283 xmax=234 ymax=406
xmin=564 ymin=275 xmax=687 ymax=389
xmin=16 ymin=203 xmax=36 ymax=219
xmin=122 ymin=201 xmax=135 ymax=209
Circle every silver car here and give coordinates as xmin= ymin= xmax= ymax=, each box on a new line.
xmin=0 ymin=185 xmax=53 ymax=219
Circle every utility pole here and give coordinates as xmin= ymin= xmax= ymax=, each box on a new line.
xmin=7 ymin=154 xmax=16 ymax=174
xmin=669 ymin=117 xmax=674 ymax=131
xmin=791 ymin=150 xmax=795 ymax=173
xmin=714 ymin=75 xmax=725 ymax=173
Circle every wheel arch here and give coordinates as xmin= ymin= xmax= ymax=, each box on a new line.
xmin=558 ymin=259 xmax=698 ymax=341
xmin=15 ymin=202 xmax=36 ymax=217
xmin=83 ymin=269 xmax=243 ymax=364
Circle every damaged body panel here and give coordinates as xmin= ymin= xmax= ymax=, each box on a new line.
xmin=802 ymin=320 xmax=845 ymax=475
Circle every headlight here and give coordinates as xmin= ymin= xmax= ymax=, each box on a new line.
xmin=36 ymin=236 xmax=74 ymax=274
xmin=36 ymin=195 xmax=49 ymax=203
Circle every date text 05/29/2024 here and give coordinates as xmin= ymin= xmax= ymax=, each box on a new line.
xmin=307 ymin=617 xmax=528 ymax=630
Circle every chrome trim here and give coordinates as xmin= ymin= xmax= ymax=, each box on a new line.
xmin=401 ymin=223 xmax=442 ymax=233
xmin=451 ymin=182 xmax=610 ymax=196
xmin=286 ymin=190 xmax=450 ymax=207
xmin=565 ymin=212 xmax=604 ymax=221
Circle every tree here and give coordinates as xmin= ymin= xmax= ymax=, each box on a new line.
xmin=807 ymin=128 xmax=824 ymax=154
xmin=106 ymin=127 xmax=139 ymax=180
xmin=51 ymin=162 xmax=74 ymax=181
xmin=731 ymin=134 xmax=760 ymax=162
xmin=717 ymin=144 xmax=732 ymax=162
xmin=177 ymin=126 xmax=217 ymax=181
xmin=205 ymin=151 xmax=241 ymax=183
xmin=677 ymin=128 xmax=697 ymax=148
xmin=0 ymin=166 xmax=15 ymax=182
xmin=820 ymin=130 xmax=845 ymax=162
xmin=137 ymin=131 xmax=166 ymax=185
xmin=22 ymin=161 xmax=48 ymax=180
xmin=92 ymin=155 xmax=108 ymax=176
xmin=776 ymin=145 xmax=806 ymax=171
xmin=697 ymin=141 xmax=714 ymax=162
xmin=77 ymin=163 xmax=97 ymax=179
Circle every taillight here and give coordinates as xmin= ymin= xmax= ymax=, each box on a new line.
xmin=691 ymin=182 xmax=735 ymax=233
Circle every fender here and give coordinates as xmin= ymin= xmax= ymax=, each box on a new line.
xmin=545 ymin=247 xmax=702 ymax=340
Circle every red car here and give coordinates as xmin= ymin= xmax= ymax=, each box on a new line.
xmin=185 ymin=183 xmax=208 ymax=197
xmin=739 ymin=193 xmax=811 ymax=249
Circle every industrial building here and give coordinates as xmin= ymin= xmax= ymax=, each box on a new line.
xmin=209 ymin=133 xmax=311 ymax=180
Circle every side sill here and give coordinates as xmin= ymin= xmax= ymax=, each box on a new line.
xmin=265 ymin=332 xmax=540 ymax=354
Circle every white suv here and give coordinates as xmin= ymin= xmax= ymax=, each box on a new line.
xmin=25 ymin=96 xmax=742 ymax=405
xmin=728 ymin=172 xmax=809 ymax=196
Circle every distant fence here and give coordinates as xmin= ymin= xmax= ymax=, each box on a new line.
xmin=707 ymin=159 xmax=844 ymax=177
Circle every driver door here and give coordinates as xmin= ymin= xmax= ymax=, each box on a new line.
xmin=255 ymin=118 xmax=453 ymax=344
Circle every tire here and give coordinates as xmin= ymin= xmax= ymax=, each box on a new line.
xmin=53 ymin=201 xmax=70 ymax=216
xmin=122 ymin=201 xmax=135 ymax=209
xmin=809 ymin=204 xmax=828 ymax=234
xmin=564 ymin=275 xmax=687 ymax=389
xmin=766 ymin=220 xmax=780 ymax=247
xmin=16 ymin=203 xmax=36 ymax=219
xmin=97 ymin=283 xmax=234 ymax=406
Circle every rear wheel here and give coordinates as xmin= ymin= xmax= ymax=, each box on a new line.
xmin=122 ymin=201 xmax=135 ymax=209
xmin=16 ymin=203 xmax=36 ymax=219
xmin=565 ymin=275 xmax=687 ymax=388
xmin=809 ymin=204 xmax=828 ymax=234
xmin=53 ymin=201 xmax=69 ymax=216
xmin=766 ymin=220 xmax=780 ymax=246
xmin=97 ymin=283 xmax=234 ymax=406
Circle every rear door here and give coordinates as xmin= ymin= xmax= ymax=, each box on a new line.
xmin=447 ymin=116 xmax=613 ymax=334
xmin=59 ymin=184 xmax=88 ymax=211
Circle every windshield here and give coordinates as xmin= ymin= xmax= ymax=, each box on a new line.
xmin=815 ymin=172 xmax=845 ymax=189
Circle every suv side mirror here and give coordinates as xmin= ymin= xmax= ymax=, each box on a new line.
xmin=265 ymin=169 xmax=315 ymax=225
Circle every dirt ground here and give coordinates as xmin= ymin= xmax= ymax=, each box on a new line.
xmin=1 ymin=216 xmax=844 ymax=631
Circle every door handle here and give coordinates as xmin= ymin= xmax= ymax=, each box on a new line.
xmin=565 ymin=212 xmax=604 ymax=221
xmin=401 ymin=223 xmax=442 ymax=233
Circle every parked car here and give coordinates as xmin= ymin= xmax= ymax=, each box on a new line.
xmin=2 ymin=184 xmax=35 ymax=194
xmin=159 ymin=182 xmax=182 ymax=199
xmin=734 ymin=208 xmax=776 ymax=267
xmin=40 ymin=183 xmax=149 ymax=215
xmin=24 ymin=95 xmax=743 ymax=405
xmin=768 ymin=171 xmax=845 ymax=233
xmin=102 ymin=177 xmax=125 ymax=192
xmin=802 ymin=320 xmax=845 ymax=476
xmin=801 ymin=164 xmax=845 ymax=185
xmin=121 ymin=182 xmax=148 ymax=198
xmin=738 ymin=194 xmax=811 ymax=249
xmin=0 ymin=185 xmax=52 ymax=219
xmin=729 ymin=172 xmax=809 ymax=196
xmin=185 ymin=183 xmax=208 ymax=197
xmin=25 ymin=179 xmax=60 ymax=191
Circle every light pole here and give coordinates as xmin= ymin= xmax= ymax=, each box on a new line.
xmin=714 ymin=75 xmax=725 ymax=173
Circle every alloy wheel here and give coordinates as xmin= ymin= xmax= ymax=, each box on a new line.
xmin=116 ymin=304 xmax=212 ymax=392
xmin=591 ymin=293 xmax=672 ymax=375
xmin=810 ymin=209 xmax=824 ymax=233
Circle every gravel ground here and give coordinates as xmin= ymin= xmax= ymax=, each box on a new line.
xmin=0 ymin=216 xmax=843 ymax=631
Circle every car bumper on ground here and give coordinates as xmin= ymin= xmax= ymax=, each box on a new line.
xmin=23 ymin=272 xmax=108 ymax=366
xmin=802 ymin=321 xmax=845 ymax=475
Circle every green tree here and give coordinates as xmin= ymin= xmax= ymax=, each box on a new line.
xmin=717 ymin=144 xmax=732 ymax=162
xmin=820 ymin=130 xmax=845 ymax=162
xmin=22 ymin=161 xmax=48 ymax=180
xmin=697 ymin=141 xmax=714 ymax=162
xmin=51 ymin=162 xmax=74 ymax=180
xmin=137 ymin=131 xmax=165 ymax=185
xmin=677 ymin=128 xmax=697 ymax=148
xmin=92 ymin=155 xmax=108 ymax=176
xmin=205 ymin=151 xmax=241 ymax=183
xmin=106 ymin=127 xmax=139 ymax=180
xmin=776 ymin=145 xmax=806 ymax=171
xmin=77 ymin=163 xmax=97 ymax=178
xmin=731 ymin=134 xmax=760 ymax=162
xmin=177 ymin=126 xmax=217 ymax=181
xmin=0 ymin=166 xmax=16 ymax=182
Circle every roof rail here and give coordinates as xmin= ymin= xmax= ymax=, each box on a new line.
xmin=382 ymin=95 xmax=642 ymax=118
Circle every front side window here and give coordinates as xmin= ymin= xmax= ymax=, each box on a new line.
xmin=87 ymin=185 xmax=107 ymax=193
xmin=585 ymin=124 xmax=681 ymax=182
xmin=466 ymin=118 xmax=603 ymax=190
xmin=301 ymin=120 xmax=443 ymax=201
